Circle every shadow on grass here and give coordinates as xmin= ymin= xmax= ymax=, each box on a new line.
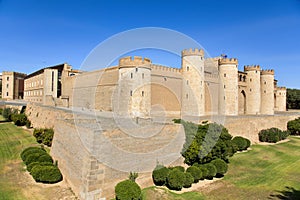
xmin=270 ymin=186 xmax=300 ymax=199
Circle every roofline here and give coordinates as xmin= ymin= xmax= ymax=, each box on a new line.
xmin=25 ymin=63 xmax=66 ymax=79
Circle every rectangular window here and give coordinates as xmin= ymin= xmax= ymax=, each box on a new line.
xmin=142 ymin=73 xmax=144 ymax=79
xmin=224 ymin=73 xmax=226 ymax=77
xmin=6 ymin=84 xmax=8 ymax=88
xmin=130 ymin=90 xmax=133 ymax=96
xmin=142 ymin=91 xmax=144 ymax=97
xmin=51 ymin=71 xmax=54 ymax=92
xmin=131 ymin=73 xmax=133 ymax=79
xmin=6 ymin=92 xmax=8 ymax=96
xmin=6 ymin=77 xmax=9 ymax=81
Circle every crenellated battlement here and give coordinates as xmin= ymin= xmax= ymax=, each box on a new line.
xmin=181 ymin=48 xmax=204 ymax=57
xmin=261 ymin=69 xmax=274 ymax=75
xmin=119 ymin=56 xmax=152 ymax=68
xmin=151 ymin=64 xmax=182 ymax=73
xmin=218 ymin=58 xmax=238 ymax=65
xmin=276 ymin=87 xmax=286 ymax=91
xmin=244 ymin=65 xmax=261 ymax=71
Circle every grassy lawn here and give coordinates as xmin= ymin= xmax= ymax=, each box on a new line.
xmin=0 ymin=122 xmax=37 ymax=200
xmin=143 ymin=137 xmax=300 ymax=200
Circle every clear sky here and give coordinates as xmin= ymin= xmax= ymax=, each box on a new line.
xmin=0 ymin=0 xmax=300 ymax=88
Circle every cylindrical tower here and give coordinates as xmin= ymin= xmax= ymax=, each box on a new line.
xmin=244 ymin=65 xmax=261 ymax=115
xmin=181 ymin=48 xmax=205 ymax=117
xmin=275 ymin=87 xmax=287 ymax=112
xmin=260 ymin=69 xmax=275 ymax=115
xmin=116 ymin=56 xmax=151 ymax=117
xmin=218 ymin=58 xmax=239 ymax=116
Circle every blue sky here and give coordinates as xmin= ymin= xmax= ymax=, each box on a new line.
xmin=0 ymin=0 xmax=300 ymax=88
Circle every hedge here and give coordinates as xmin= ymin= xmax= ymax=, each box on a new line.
xmin=115 ymin=180 xmax=141 ymax=200
xmin=152 ymin=165 xmax=170 ymax=186
xmin=21 ymin=148 xmax=47 ymax=161
xmin=166 ymin=169 xmax=186 ymax=191
xmin=31 ymin=165 xmax=63 ymax=183
xmin=37 ymin=154 xmax=53 ymax=163
xmin=258 ymin=128 xmax=290 ymax=143
xmin=25 ymin=152 xmax=45 ymax=165
xmin=211 ymin=159 xmax=228 ymax=177
xmin=186 ymin=166 xmax=202 ymax=183
xmin=33 ymin=128 xmax=54 ymax=147
xmin=27 ymin=162 xmax=53 ymax=172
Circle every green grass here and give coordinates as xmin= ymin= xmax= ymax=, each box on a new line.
xmin=142 ymin=186 xmax=204 ymax=200
xmin=143 ymin=136 xmax=300 ymax=200
xmin=0 ymin=121 xmax=37 ymax=200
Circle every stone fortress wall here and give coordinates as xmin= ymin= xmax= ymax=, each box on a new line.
xmin=55 ymin=48 xmax=286 ymax=119
xmin=25 ymin=103 xmax=300 ymax=199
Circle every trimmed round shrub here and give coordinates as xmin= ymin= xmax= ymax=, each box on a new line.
xmin=115 ymin=180 xmax=141 ymax=200
xmin=166 ymin=169 xmax=186 ymax=191
xmin=31 ymin=165 xmax=63 ymax=183
xmin=287 ymin=118 xmax=300 ymax=135
xmin=183 ymin=172 xmax=194 ymax=188
xmin=195 ymin=164 xmax=208 ymax=180
xmin=168 ymin=166 xmax=185 ymax=172
xmin=37 ymin=154 xmax=53 ymax=163
xmin=211 ymin=159 xmax=228 ymax=177
xmin=27 ymin=162 xmax=53 ymax=172
xmin=186 ymin=166 xmax=202 ymax=183
xmin=232 ymin=136 xmax=248 ymax=151
xmin=25 ymin=153 xmax=44 ymax=165
xmin=203 ymin=163 xmax=217 ymax=180
xmin=152 ymin=166 xmax=170 ymax=186
xmin=21 ymin=147 xmax=46 ymax=161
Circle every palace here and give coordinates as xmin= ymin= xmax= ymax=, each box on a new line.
xmin=2 ymin=48 xmax=286 ymax=117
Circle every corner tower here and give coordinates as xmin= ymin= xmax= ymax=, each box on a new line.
xmin=181 ymin=48 xmax=205 ymax=117
xmin=218 ymin=58 xmax=239 ymax=115
xmin=260 ymin=69 xmax=275 ymax=115
xmin=275 ymin=87 xmax=286 ymax=112
xmin=244 ymin=65 xmax=261 ymax=115
xmin=116 ymin=56 xmax=151 ymax=117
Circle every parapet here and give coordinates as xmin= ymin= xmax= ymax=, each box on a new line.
xmin=151 ymin=64 xmax=182 ymax=73
xmin=261 ymin=69 xmax=274 ymax=75
xmin=218 ymin=58 xmax=238 ymax=65
xmin=119 ymin=56 xmax=152 ymax=68
xmin=276 ymin=87 xmax=286 ymax=91
xmin=181 ymin=48 xmax=204 ymax=57
xmin=244 ymin=65 xmax=261 ymax=71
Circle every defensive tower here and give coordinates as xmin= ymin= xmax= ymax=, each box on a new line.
xmin=275 ymin=87 xmax=287 ymax=112
xmin=116 ymin=56 xmax=151 ymax=117
xmin=218 ymin=58 xmax=239 ymax=115
xmin=260 ymin=69 xmax=275 ymax=115
xmin=244 ymin=65 xmax=261 ymax=115
xmin=181 ymin=48 xmax=205 ymax=117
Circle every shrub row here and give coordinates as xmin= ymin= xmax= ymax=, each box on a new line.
xmin=258 ymin=128 xmax=290 ymax=143
xmin=20 ymin=146 xmax=62 ymax=184
xmin=1 ymin=107 xmax=31 ymax=127
xmin=152 ymin=159 xmax=228 ymax=191
xmin=33 ymin=128 xmax=54 ymax=147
